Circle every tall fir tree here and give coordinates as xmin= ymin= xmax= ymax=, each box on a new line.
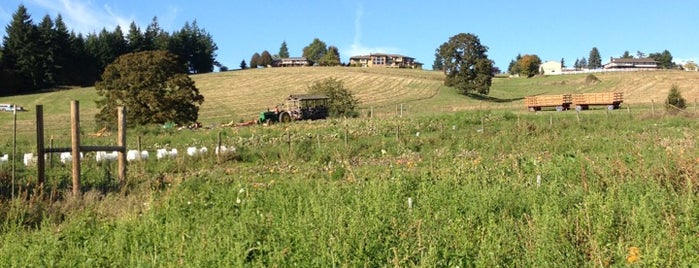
xmin=168 ymin=20 xmax=218 ymax=73
xmin=588 ymin=47 xmax=602 ymax=69
xmin=145 ymin=17 xmax=169 ymax=50
xmin=2 ymin=4 xmax=42 ymax=91
xmin=53 ymin=14 xmax=72 ymax=85
xmin=37 ymin=14 xmax=57 ymax=87
xmin=279 ymin=41 xmax=290 ymax=58
xmin=127 ymin=21 xmax=145 ymax=52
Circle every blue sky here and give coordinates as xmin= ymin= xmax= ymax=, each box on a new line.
xmin=1 ymin=0 xmax=697 ymax=70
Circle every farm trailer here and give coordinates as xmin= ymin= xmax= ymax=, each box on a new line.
xmin=524 ymin=94 xmax=572 ymax=112
xmin=525 ymin=92 xmax=623 ymax=112
xmin=572 ymin=92 xmax=623 ymax=110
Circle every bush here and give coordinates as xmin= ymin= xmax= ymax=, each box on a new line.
xmin=585 ymin=74 xmax=601 ymax=85
xmin=307 ymin=77 xmax=359 ymax=117
xmin=666 ymin=84 xmax=686 ymax=113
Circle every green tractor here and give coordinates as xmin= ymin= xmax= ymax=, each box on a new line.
xmin=259 ymin=94 xmax=330 ymax=124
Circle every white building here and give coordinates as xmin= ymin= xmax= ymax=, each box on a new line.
xmin=540 ymin=61 xmax=562 ymax=75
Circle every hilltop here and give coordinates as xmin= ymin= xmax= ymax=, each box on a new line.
xmin=1 ymin=68 xmax=698 ymax=136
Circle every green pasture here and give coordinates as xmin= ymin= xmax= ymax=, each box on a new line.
xmin=1 ymin=69 xmax=698 ymax=266
xmin=1 ymin=108 xmax=698 ymax=266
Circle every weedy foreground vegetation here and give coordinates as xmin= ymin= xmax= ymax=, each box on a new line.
xmin=1 ymin=108 xmax=698 ymax=266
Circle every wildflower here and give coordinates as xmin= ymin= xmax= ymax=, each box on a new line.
xmin=626 ymin=246 xmax=640 ymax=264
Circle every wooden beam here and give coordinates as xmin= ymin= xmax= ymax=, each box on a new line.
xmin=71 ymin=101 xmax=81 ymax=196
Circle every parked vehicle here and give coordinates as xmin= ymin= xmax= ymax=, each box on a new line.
xmin=259 ymin=94 xmax=330 ymax=123
xmin=0 ymin=103 xmax=25 ymax=112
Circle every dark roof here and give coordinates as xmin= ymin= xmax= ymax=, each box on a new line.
xmin=349 ymin=53 xmax=415 ymax=59
xmin=287 ymin=94 xmax=330 ymax=101
xmin=611 ymin=57 xmax=658 ymax=63
xmin=280 ymin=57 xmax=309 ymax=61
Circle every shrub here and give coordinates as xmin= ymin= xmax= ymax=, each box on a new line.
xmin=585 ymin=74 xmax=600 ymax=85
xmin=307 ymin=77 xmax=359 ymax=117
xmin=665 ymin=84 xmax=686 ymax=113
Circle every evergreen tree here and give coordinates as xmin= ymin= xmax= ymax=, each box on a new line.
xmin=579 ymin=57 xmax=588 ymax=69
xmin=561 ymin=58 xmax=565 ymax=68
xmin=2 ymin=4 xmax=42 ymax=91
xmin=507 ymin=54 xmax=522 ymax=75
xmin=53 ymin=14 xmax=72 ymax=85
xmin=279 ymin=41 xmax=289 ymax=58
xmin=588 ymin=47 xmax=602 ymax=69
xmin=127 ymin=21 xmax=145 ymax=52
xmin=621 ymin=51 xmax=633 ymax=58
xmin=649 ymin=50 xmax=675 ymax=69
xmin=665 ymin=84 xmax=686 ymax=113
xmin=145 ymin=17 xmax=169 ymax=50
xmin=574 ymin=59 xmax=580 ymax=70
xmin=67 ymin=32 xmax=98 ymax=85
xmin=37 ymin=14 xmax=57 ymax=87
xmin=240 ymin=60 xmax=247 ymax=70
xmin=169 ymin=20 xmax=218 ymax=73
xmin=432 ymin=49 xmax=444 ymax=71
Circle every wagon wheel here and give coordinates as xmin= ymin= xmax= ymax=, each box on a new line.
xmin=279 ymin=111 xmax=292 ymax=123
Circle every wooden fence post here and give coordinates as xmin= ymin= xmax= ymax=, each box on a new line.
xmin=36 ymin=105 xmax=46 ymax=186
xmin=117 ymin=106 xmax=126 ymax=186
xmin=217 ymin=132 xmax=222 ymax=163
xmin=651 ymin=99 xmax=655 ymax=117
xmin=70 ymin=101 xmax=81 ymax=196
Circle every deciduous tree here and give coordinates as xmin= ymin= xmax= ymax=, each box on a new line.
xmin=95 ymin=51 xmax=204 ymax=126
xmin=250 ymin=53 xmax=260 ymax=68
xmin=517 ymin=54 xmax=542 ymax=78
xmin=302 ymin=38 xmax=327 ymax=63
xmin=307 ymin=77 xmax=359 ymax=117
xmin=318 ymin=46 xmax=340 ymax=66
xmin=259 ymin=50 xmax=273 ymax=67
xmin=621 ymin=51 xmax=633 ymax=59
xmin=436 ymin=33 xmax=494 ymax=95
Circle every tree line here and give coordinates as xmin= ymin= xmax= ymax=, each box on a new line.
xmin=502 ymin=46 xmax=678 ymax=77
xmin=0 ymin=5 xmax=218 ymax=96
xmin=244 ymin=38 xmax=342 ymax=69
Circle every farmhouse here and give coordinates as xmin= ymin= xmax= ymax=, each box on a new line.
xmin=273 ymin=57 xmax=313 ymax=67
xmin=539 ymin=61 xmax=562 ymax=75
xmin=349 ymin=53 xmax=423 ymax=69
xmin=683 ymin=61 xmax=698 ymax=72
xmin=603 ymin=57 xmax=659 ymax=70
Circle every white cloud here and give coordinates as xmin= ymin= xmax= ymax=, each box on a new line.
xmin=343 ymin=3 xmax=401 ymax=58
xmin=28 ymin=0 xmax=133 ymax=34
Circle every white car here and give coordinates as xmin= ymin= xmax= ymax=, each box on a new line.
xmin=0 ymin=104 xmax=25 ymax=112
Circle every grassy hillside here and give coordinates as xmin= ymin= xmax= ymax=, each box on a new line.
xmin=1 ymin=68 xmax=698 ymax=141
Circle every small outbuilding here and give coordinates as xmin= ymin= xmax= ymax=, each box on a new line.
xmin=539 ymin=61 xmax=562 ymax=75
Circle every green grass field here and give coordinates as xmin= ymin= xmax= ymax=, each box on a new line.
xmin=1 ymin=68 xmax=699 ymax=266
